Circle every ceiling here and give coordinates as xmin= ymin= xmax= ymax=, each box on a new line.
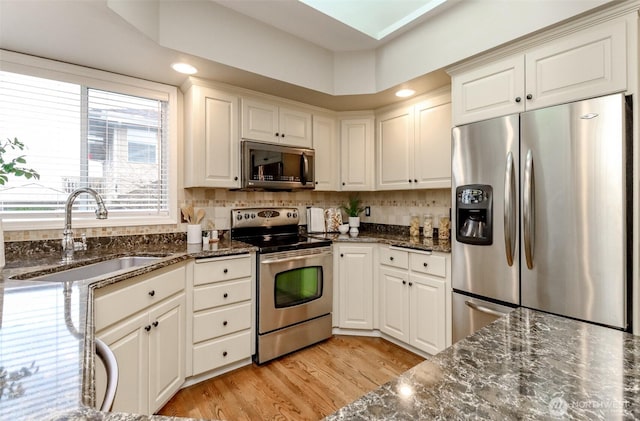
xmin=0 ymin=0 xmax=611 ymax=112
xmin=0 ymin=0 xmax=455 ymax=111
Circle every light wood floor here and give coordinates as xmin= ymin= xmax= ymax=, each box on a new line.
xmin=157 ymin=335 xmax=425 ymax=421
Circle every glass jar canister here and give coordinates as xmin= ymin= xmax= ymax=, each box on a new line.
xmin=410 ymin=214 xmax=420 ymax=237
xmin=438 ymin=215 xmax=451 ymax=240
xmin=423 ymin=214 xmax=433 ymax=238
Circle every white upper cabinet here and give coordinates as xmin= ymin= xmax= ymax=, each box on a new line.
xmin=377 ymin=106 xmax=414 ymax=190
xmin=340 ymin=117 xmax=375 ymax=191
xmin=452 ymin=55 xmax=525 ymax=125
xmin=414 ymin=100 xmax=452 ymax=188
xmin=183 ymin=84 xmax=240 ymax=188
xmin=376 ymin=90 xmax=452 ymax=190
xmin=451 ymin=17 xmax=628 ymax=125
xmin=241 ymin=98 xmax=313 ymax=148
xmin=313 ymin=114 xmax=339 ymax=191
xmin=524 ymin=19 xmax=627 ymax=111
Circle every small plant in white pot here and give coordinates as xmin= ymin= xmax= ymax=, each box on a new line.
xmin=341 ymin=196 xmax=365 ymax=235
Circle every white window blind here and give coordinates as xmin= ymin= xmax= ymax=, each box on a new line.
xmin=0 ymin=70 xmax=169 ymax=222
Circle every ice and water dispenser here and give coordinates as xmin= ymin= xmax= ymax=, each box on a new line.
xmin=455 ymin=185 xmax=493 ymax=245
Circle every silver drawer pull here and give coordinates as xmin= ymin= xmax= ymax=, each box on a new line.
xmin=464 ymin=300 xmax=510 ymax=318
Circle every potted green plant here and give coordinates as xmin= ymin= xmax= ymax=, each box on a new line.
xmin=0 ymin=137 xmax=40 ymax=268
xmin=1 ymin=137 xmax=39 ymax=185
xmin=341 ymin=195 xmax=365 ymax=234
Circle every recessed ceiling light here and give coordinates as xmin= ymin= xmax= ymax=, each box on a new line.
xmin=171 ymin=63 xmax=198 ymax=75
xmin=395 ymin=89 xmax=415 ymax=98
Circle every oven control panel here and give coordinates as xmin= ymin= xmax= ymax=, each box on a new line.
xmin=231 ymin=207 xmax=299 ymax=228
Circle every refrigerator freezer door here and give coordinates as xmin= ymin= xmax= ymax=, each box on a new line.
xmin=452 ymin=114 xmax=520 ymax=305
xmin=520 ymin=93 xmax=627 ymax=329
xmin=452 ymin=291 xmax=516 ymax=343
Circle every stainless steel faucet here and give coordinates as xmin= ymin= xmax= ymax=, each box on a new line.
xmin=62 ymin=187 xmax=108 ymax=262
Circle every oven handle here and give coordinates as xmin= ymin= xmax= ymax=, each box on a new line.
xmin=260 ymin=250 xmax=332 ymax=265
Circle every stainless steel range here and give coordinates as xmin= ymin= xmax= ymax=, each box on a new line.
xmin=231 ymin=207 xmax=333 ymax=364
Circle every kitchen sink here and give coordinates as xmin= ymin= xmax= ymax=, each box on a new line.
xmin=22 ymin=256 xmax=165 ymax=282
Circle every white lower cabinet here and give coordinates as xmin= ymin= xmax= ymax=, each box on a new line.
xmin=190 ymin=253 xmax=254 ymax=376
xmin=379 ymin=266 xmax=410 ymax=342
xmin=409 ymin=273 xmax=446 ymax=355
xmin=335 ymin=244 xmax=375 ymax=330
xmin=378 ymin=246 xmax=449 ymax=355
xmin=94 ymin=263 xmax=186 ymax=415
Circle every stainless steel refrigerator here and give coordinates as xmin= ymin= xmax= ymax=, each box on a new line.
xmin=451 ymin=93 xmax=630 ymax=343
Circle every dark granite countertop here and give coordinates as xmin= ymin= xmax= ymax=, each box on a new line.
xmin=325 ymin=307 xmax=640 ymax=420
xmin=7 ymin=234 xmax=640 ymax=420
xmin=309 ymin=232 xmax=451 ymax=253
xmin=0 ymin=237 xmax=255 ymax=421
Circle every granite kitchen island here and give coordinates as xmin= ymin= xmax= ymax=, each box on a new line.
xmin=326 ymin=308 xmax=640 ymax=420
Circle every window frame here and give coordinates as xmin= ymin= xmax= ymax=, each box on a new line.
xmin=0 ymin=50 xmax=179 ymax=232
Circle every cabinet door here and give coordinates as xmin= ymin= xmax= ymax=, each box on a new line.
xmin=451 ymin=55 xmax=525 ymax=125
xmin=96 ymin=312 xmax=149 ymax=415
xmin=279 ymin=106 xmax=312 ymax=147
xmin=241 ymin=98 xmax=279 ymax=143
xmin=525 ymin=19 xmax=626 ymax=111
xmin=376 ymin=107 xmax=413 ymax=190
xmin=414 ymin=101 xmax=452 ymax=188
xmin=184 ymin=86 xmax=240 ymax=188
xmin=410 ymin=274 xmax=446 ymax=355
xmin=148 ymin=293 xmax=185 ymax=413
xmin=340 ymin=118 xmax=374 ymax=191
xmin=379 ymin=267 xmax=409 ymax=342
xmin=313 ymin=115 xmax=339 ymax=191
xmin=337 ymin=245 xmax=374 ymax=329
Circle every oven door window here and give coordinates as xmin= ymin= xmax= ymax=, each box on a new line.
xmin=274 ymin=266 xmax=323 ymax=308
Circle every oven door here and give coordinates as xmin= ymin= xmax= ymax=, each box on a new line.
xmin=258 ymin=246 xmax=332 ymax=334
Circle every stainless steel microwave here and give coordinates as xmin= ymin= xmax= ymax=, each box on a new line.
xmin=241 ymin=140 xmax=315 ymax=190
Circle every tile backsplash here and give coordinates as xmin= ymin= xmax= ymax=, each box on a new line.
xmin=186 ymin=188 xmax=452 ymax=231
xmin=5 ymin=188 xmax=451 ymax=241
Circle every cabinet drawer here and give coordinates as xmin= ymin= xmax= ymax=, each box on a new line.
xmin=194 ymin=255 xmax=252 ymax=286
xmin=192 ymin=330 xmax=252 ymax=375
xmin=95 ymin=264 xmax=185 ymax=331
xmin=379 ymin=247 xmax=409 ymax=269
xmin=193 ymin=278 xmax=252 ymax=311
xmin=193 ymin=302 xmax=252 ymax=343
xmin=409 ymin=253 xmax=446 ymax=278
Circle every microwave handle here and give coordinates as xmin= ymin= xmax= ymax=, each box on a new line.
xmin=300 ymin=152 xmax=309 ymax=185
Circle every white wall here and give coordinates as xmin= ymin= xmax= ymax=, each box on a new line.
xmin=126 ymin=0 xmax=614 ymax=96
xmin=374 ymin=0 xmax=613 ymax=92
xmin=333 ymin=51 xmax=377 ymax=95
xmin=156 ymin=1 xmax=336 ymax=95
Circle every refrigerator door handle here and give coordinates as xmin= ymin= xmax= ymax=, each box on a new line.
xmin=523 ymin=149 xmax=535 ymax=269
xmin=464 ymin=300 xmax=511 ymax=318
xmin=504 ymin=151 xmax=516 ymax=266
